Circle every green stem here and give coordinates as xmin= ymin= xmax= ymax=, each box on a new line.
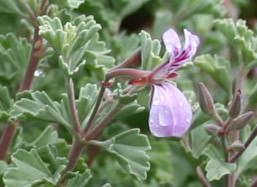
xmin=229 ymin=124 xmax=257 ymax=162
xmin=83 ymin=84 xmax=106 ymax=136
xmin=67 ymin=78 xmax=81 ymax=134
xmin=86 ymin=103 xmax=121 ymax=140
xmin=196 ymin=166 xmax=211 ymax=187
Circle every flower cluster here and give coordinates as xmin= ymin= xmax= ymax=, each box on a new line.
xmin=148 ymin=29 xmax=199 ymax=137
xmin=134 ymin=29 xmax=200 ymax=137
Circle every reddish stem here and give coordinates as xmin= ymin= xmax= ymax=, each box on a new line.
xmin=0 ymin=28 xmax=42 ymax=160
xmin=0 ymin=124 xmax=16 ymax=160
xmin=19 ymin=28 xmax=42 ymax=91
xmin=60 ymin=140 xmax=84 ymax=185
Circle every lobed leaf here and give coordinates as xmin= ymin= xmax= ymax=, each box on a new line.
xmin=66 ymin=169 xmax=92 ymax=187
xmin=204 ymin=144 xmax=236 ymax=181
xmin=10 ymin=91 xmax=72 ymax=131
xmin=139 ymin=31 xmax=163 ymax=71
xmin=0 ymin=33 xmax=31 ymax=76
xmin=89 ymin=128 xmax=151 ymax=181
xmin=3 ymin=149 xmax=64 ymax=186
xmin=38 ymin=15 xmax=114 ymax=76
xmin=195 ymin=54 xmax=232 ymax=95
xmin=214 ymin=19 xmax=257 ymax=65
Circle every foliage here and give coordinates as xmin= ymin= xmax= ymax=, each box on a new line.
xmin=0 ymin=0 xmax=257 ymax=187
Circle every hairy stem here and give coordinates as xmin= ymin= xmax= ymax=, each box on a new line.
xmin=114 ymin=48 xmax=141 ymax=69
xmin=83 ymin=84 xmax=106 ymax=135
xmin=229 ymin=124 xmax=257 ymax=162
xmin=18 ymin=0 xmax=38 ymax=26
xmin=60 ymin=140 xmax=84 ymax=185
xmin=19 ymin=28 xmax=42 ymax=91
xmin=86 ymin=103 xmax=121 ymax=141
xmin=67 ymin=78 xmax=81 ymax=134
xmin=196 ymin=166 xmax=211 ymax=187
xmin=0 ymin=122 xmax=17 ymax=160
xmin=106 ymin=68 xmax=149 ymax=81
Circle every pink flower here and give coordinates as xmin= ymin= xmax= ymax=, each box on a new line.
xmin=148 ymin=29 xmax=199 ymax=137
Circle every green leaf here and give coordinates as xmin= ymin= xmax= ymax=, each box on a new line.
xmin=139 ymin=31 xmax=163 ymax=71
xmin=0 ymin=33 xmax=31 ymax=75
xmin=0 ymin=86 xmax=13 ymax=118
xmin=11 ymin=91 xmax=72 ymax=132
xmin=236 ymin=126 xmax=257 ymax=175
xmin=66 ymin=169 xmax=92 ymax=187
xmin=27 ymin=126 xmax=63 ymax=148
xmin=0 ymin=0 xmax=24 ymax=15
xmin=195 ymin=54 xmax=232 ymax=95
xmin=77 ymin=83 xmax=99 ymax=127
xmin=50 ymin=0 xmax=85 ymax=9
xmin=214 ymin=19 xmax=257 ymax=65
xmin=148 ymin=138 xmax=173 ymax=183
xmin=3 ymin=149 xmax=64 ymax=186
xmin=110 ymin=32 xmax=140 ymax=64
xmin=204 ymin=144 xmax=236 ymax=181
xmin=190 ymin=124 xmax=211 ymax=159
xmin=152 ymin=10 xmax=172 ymax=39
xmin=0 ymin=161 xmax=8 ymax=174
xmin=38 ymin=15 xmax=114 ymax=76
xmin=89 ymin=128 xmax=151 ymax=181
xmin=111 ymin=0 xmax=149 ymax=18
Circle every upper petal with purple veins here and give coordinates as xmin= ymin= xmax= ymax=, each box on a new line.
xmin=163 ymin=29 xmax=200 ymax=69
xmin=149 ymin=83 xmax=192 ymax=137
xmin=163 ymin=29 xmax=181 ymax=58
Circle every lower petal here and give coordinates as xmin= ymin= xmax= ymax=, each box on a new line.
xmin=149 ymin=83 xmax=192 ymax=137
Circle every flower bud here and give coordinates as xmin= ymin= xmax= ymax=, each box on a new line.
xmin=229 ymin=90 xmax=241 ymax=118
xmin=228 ymin=140 xmax=245 ymax=151
xmin=230 ymin=111 xmax=254 ymax=130
xmin=198 ymin=83 xmax=215 ymax=115
xmin=204 ymin=124 xmax=221 ymax=136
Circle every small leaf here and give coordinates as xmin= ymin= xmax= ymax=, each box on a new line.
xmin=0 ymin=33 xmax=31 ymax=75
xmin=11 ymin=91 xmax=72 ymax=131
xmin=89 ymin=128 xmax=151 ymax=181
xmin=27 ymin=126 xmax=62 ymax=148
xmin=111 ymin=0 xmax=149 ymax=18
xmin=139 ymin=31 xmax=163 ymax=71
xmin=236 ymin=125 xmax=257 ymax=175
xmin=204 ymin=144 xmax=236 ymax=181
xmin=66 ymin=169 xmax=92 ymax=187
xmin=0 ymin=86 xmax=13 ymax=118
xmin=214 ymin=19 xmax=257 ymax=65
xmin=38 ymin=15 xmax=114 ymax=76
xmin=190 ymin=124 xmax=211 ymax=158
xmin=148 ymin=138 xmax=173 ymax=183
xmin=195 ymin=54 xmax=232 ymax=95
xmin=77 ymin=83 xmax=99 ymax=126
xmin=3 ymin=149 xmax=63 ymax=186
xmin=0 ymin=161 xmax=8 ymax=174
xmin=50 ymin=0 xmax=85 ymax=9
xmin=0 ymin=0 xmax=24 ymax=15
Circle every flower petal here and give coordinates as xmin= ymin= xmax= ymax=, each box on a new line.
xmin=163 ymin=29 xmax=181 ymax=58
xmin=172 ymin=29 xmax=200 ymax=66
xmin=149 ymin=83 xmax=192 ymax=137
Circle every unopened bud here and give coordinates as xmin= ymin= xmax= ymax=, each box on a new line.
xmin=229 ymin=90 xmax=241 ymax=118
xmin=198 ymin=83 xmax=215 ymax=115
xmin=228 ymin=140 xmax=245 ymax=151
xmin=204 ymin=124 xmax=221 ymax=136
xmin=230 ymin=111 xmax=254 ymax=130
